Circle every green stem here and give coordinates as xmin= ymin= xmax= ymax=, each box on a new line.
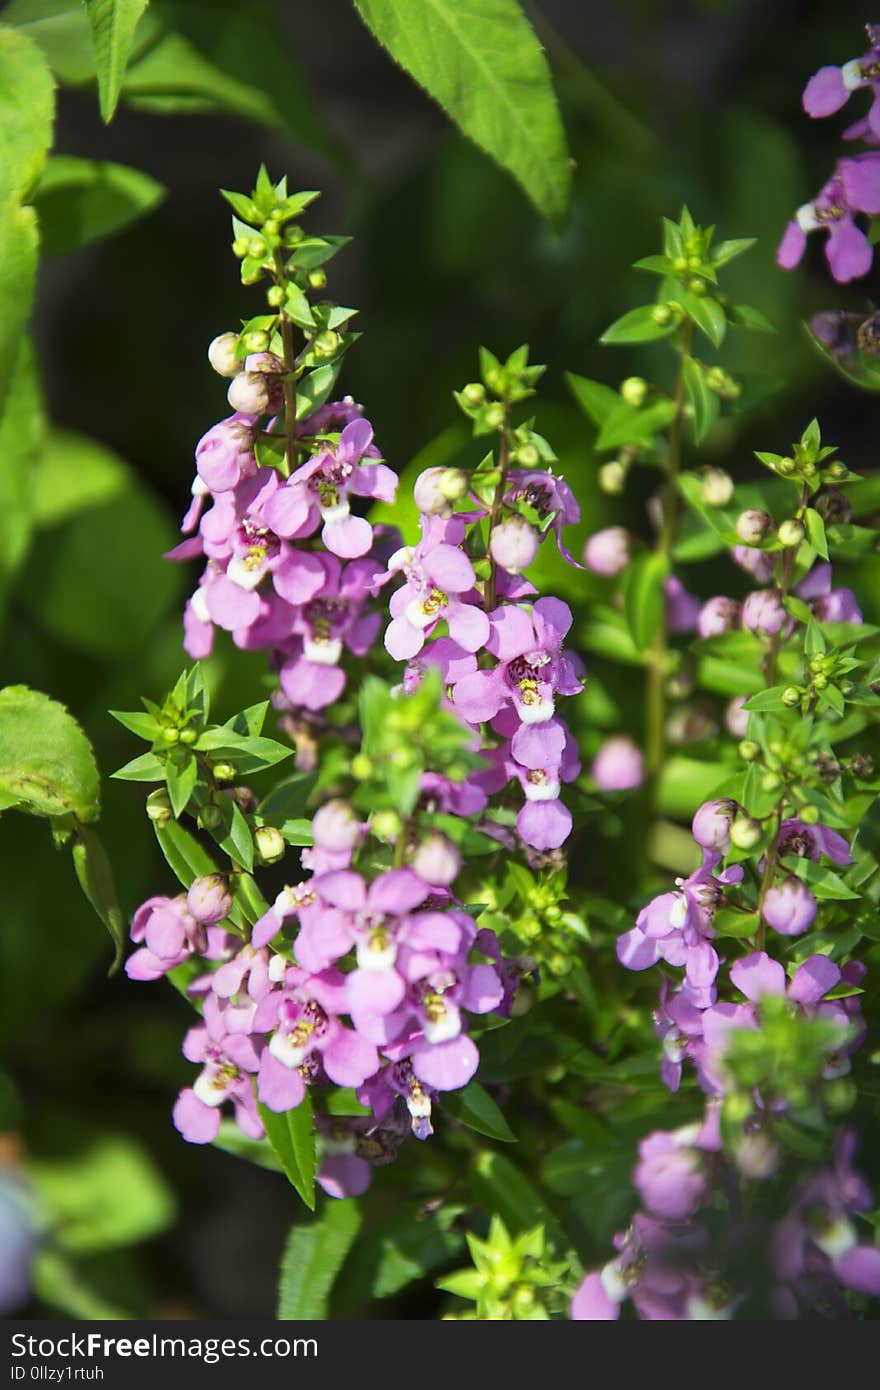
xmin=645 ymin=320 xmax=693 ymax=783
xmin=272 ymin=251 xmax=299 ymax=476
xmin=484 ymin=403 xmax=512 ymax=614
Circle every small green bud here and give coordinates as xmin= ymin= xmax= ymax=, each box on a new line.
xmin=212 ymin=761 xmax=237 ymax=782
xmin=266 ymin=285 xmax=285 ymax=308
xmin=825 ymin=1078 xmax=857 ymax=1114
xmin=700 ymin=467 xmax=734 ymax=508
xmin=599 ymin=460 xmax=626 ymax=495
xmin=242 ymin=329 xmax=269 ymax=353
xmin=199 ymin=804 xmax=223 ymax=831
xmin=484 ymin=402 xmax=505 ymax=430
xmin=777 ymin=457 xmax=796 ymax=476
xmin=232 ymin=237 xmax=250 ymax=259
xmin=672 ymin=256 xmax=688 ymax=272
xmin=687 ymin=278 xmax=707 ymax=295
xmin=738 ymin=739 xmax=760 ymax=762
xmin=247 ymin=237 xmax=267 ymax=259
xmin=781 ymin=686 xmax=802 ymax=708
xmin=462 ymin=382 xmax=486 ymax=407
xmin=178 ymin=726 xmax=197 ymax=746
xmin=371 ymin=809 xmax=403 ymax=840
xmin=283 ymin=225 xmax=305 ymax=247
xmin=262 ymin=217 xmax=279 ymax=237
xmin=145 ymin=788 xmax=173 ymax=826
xmin=687 ymin=254 xmax=702 ymax=271
xmin=307 ymin=268 xmax=327 ymax=290
xmin=514 ymin=442 xmax=540 ymax=467
xmin=351 ymin=753 xmax=373 ymax=780
xmin=777 ymin=518 xmax=805 ymax=548
xmin=620 ymin=376 xmax=647 ymax=407
xmin=761 ymin=770 xmax=783 ymax=792
xmin=651 ymin=303 xmax=673 ymax=325
xmin=160 ymin=726 xmax=180 ymax=745
xmin=729 ymin=816 xmax=762 ymax=850
xmin=313 ymin=330 xmax=340 ymax=358
xmin=798 ymin=803 xmax=820 ymax=825
xmin=827 ymin=460 xmax=847 ymax=480
xmin=812 ymin=674 xmax=828 ymax=690
xmin=255 ymin=825 xmax=285 ymax=864
xmin=839 ymin=679 xmax=854 ymax=697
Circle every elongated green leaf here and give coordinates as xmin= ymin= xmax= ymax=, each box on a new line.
xmin=71 ymin=825 xmax=126 ymax=971
xmin=565 ymin=372 xmax=620 ymax=428
xmin=277 ymin=1200 xmax=362 ymax=1319
xmin=0 ymin=339 xmax=44 ymax=620
xmin=599 ymin=305 xmax=677 ymax=345
xmin=165 ymin=752 xmax=197 ymax=818
xmin=0 ymin=686 xmax=100 ymax=821
xmin=259 ymin=1093 xmax=317 ymax=1210
xmin=622 ymin=551 xmax=670 ymax=650
xmin=353 ymin=0 xmax=570 ymax=226
xmin=683 ymin=356 xmax=719 ymax=444
xmin=154 ymin=818 xmax=219 ymax=887
xmin=0 ymin=25 xmax=55 ymax=200
xmin=445 ymin=1081 xmax=517 ymax=1142
xmin=470 ymin=1151 xmax=565 ymax=1251
xmin=111 ymin=751 xmax=165 ymax=782
xmin=85 ymin=0 xmax=150 ymax=122
xmin=0 ymin=200 xmax=39 ymax=425
xmin=34 ymin=155 xmax=164 ymax=254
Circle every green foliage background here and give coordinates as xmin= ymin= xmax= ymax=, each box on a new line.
xmin=1 ymin=0 xmax=878 ymax=1317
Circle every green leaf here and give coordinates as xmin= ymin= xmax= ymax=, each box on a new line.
xmin=108 ymin=708 xmax=160 ymax=740
xmin=33 ymin=155 xmax=164 ymax=254
xmin=110 ymin=750 xmax=165 ymax=782
xmin=277 ymin=1201 xmax=362 ymax=1319
xmin=0 ymin=200 xmax=39 ymax=426
xmin=470 ymin=1151 xmax=565 ymax=1251
xmin=712 ymin=237 xmax=756 ymax=267
xmin=682 ymin=356 xmax=719 ymax=444
xmin=804 ymin=507 xmax=829 ymax=561
xmin=259 ymin=1094 xmax=317 ymax=1211
xmin=782 ymin=856 xmax=860 ymax=901
xmin=29 ymin=1134 xmax=175 ymax=1252
xmin=622 ymin=551 xmax=670 ymax=650
xmin=564 ymin=372 xmax=621 ymax=428
xmin=2 ymin=1 xmax=101 ymax=86
xmin=742 ymin=686 xmax=789 ymax=712
xmin=713 ymin=907 xmax=760 ymax=940
xmin=444 ymin=1081 xmax=516 ymax=1142
xmin=0 ymin=685 xmax=100 ymax=821
xmin=71 ymin=826 xmax=126 ymax=972
xmin=165 ymin=752 xmax=197 ymax=818
xmin=212 ymin=797 xmax=254 ymax=871
xmin=599 ymin=305 xmax=677 ymax=345
xmin=729 ymin=303 xmax=775 ymax=333
xmin=30 ymin=427 xmax=126 ymax=527
xmin=353 ymin=0 xmax=570 ymax=227
xmin=682 ymin=292 xmax=726 ymax=347
xmin=84 ymin=0 xmax=150 ymax=122
xmin=257 ymin=772 xmax=317 ymax=826
xmin=154 ymin=818 xmax=219 ymax=887
xmin=0 ymin=24 xmax=55 ymax=200
xmin=0 ymin=339 xmax=44 ymax=620
xmin=295 ymin=362 xmax=342 ymax=419
xmin=334 ymin=1202 xmax=466 ymax=1306
xmin=595 ymin=398 xmax=677 ymax=451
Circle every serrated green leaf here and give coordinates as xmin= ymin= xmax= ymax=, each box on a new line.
xmin=277 ymin=1200 xmax=361 ymax=1319
xmin=85 ymin=0 xmax=151 ymax=123
xmin=0 ymin=685 xmax=100 ymax=821
xmin=259 ymin=1093 xmax=317 ymax=1210
xmin=0 ymin=24 xmax=55 ymax=201
xmin=353 ymin=0 xmax=570 ymax=227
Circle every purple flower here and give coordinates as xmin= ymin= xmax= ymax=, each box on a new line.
xmin=502 ymin=467 xmax=581 ymax=566
xmin=692 ymin=799 xmax=739 ymax=855
xmin=761 ymin=877 xmax=817 ymax=937
xmin=802 ymin=28 xmax=880 ymax=139
xmin=452 ymin=598 xmax=583 ymax=727
xmin=665 ymin=576 xmax=700 ymax=634
xmin=778 ymin=156 xmax=880 ymax=283
xmin=590 ymin=735 xmax=644 ymax=791
xmin=254 ymin=966 xmax=379 ymax=1111
xmin=796 ymin=562 xmax=863 ymax=624
xmin=732 ymin=545 xmax=775 ymax=586
xmin=195 ymin=414 xmax=257 ymax=493
xmin=633 ymin=1125 xmax=710 ymax=1222
xmin=385 ymin=541 xmax=489 ymax=661
xmin=489 ymin=517 xmax=539 ymax=574
xmin=186 ymin=874 xmax=233 ymax=925
xmin=173 ymin=995 xmax=263 ymax=1144
xmin=272 ymin=418 xmax=396 ymax=559
xmin=742 ymin=588 xmax=787 ymax=636
xmin=776 ymin=817 xmax=851 ymax=866
xmin=277 ymin=554 xmax=382 ymax=711
xmin=126 ymin=894 xmax=229 ymax=980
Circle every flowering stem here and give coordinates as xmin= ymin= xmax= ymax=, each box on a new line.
xmin=645 ymin=320 xmax=693 ymax=782
xmin=484 ymin=404 xmax=512 ymax=614
xmin=762 ymin=485 xmax=808 ymax=684
xmin=273 ymin=251 xmax=299 ymax=477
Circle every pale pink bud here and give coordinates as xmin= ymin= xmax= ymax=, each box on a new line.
xmin=489 ymin=517 xmax=538 ymax=574
xmin=186 ymin=874 xmax=232 ymax=924
xmin=412 ymin=832 xmax=461 ymax=886
xmin=208 ymin=332 xmax=241 ymax=378
xmin=591 ymin=735 xmax=644 ymax=791
xmin=312 ymin=799 xmax=362 ymax=853
xmin=583 ymin=526 xmax=631 ymax=577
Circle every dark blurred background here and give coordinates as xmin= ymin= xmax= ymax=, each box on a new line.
xmin=2 ymin=0 xmax=877 ymax=1317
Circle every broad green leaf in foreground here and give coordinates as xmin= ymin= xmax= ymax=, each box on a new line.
xmin=33 ymin=156 xmax=165 ymax=255
xmin=84 ymin=0 xmax=151 ymax=123
xmin=353 ymin=0 xmax=571 ymax=226
xmin=0 ymin=686 xmax=100 ymax=822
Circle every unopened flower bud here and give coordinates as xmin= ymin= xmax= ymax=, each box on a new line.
xmin=187 ymin=873 xmax=233 ymax=925
xmin=413 ymin=466 xmax=468 ymax=516
xmin=307 ymin=268 xmax=327 ymax=290
xmin=284 ymin=225 xmax=304 ymax=247
xmin=371 ymin=809 xmax=402 ymax=840
xmin=247 ymin=237 xmax=267 ymax=259
xmin=697 ymin=596 xmax=742 ymax=639
xmin=777 ymin=518 xmax=805 ymax=548
xmin=814 ymin=488 xmax=852 ymax=526
xmin=212 ymin=761 xmax=237 ymax=782
xmin=198 ymin=804 xmax=223 ymax=831
xmin=232 ymin=236 xmax=249 ymax=258
xmin=782 ymin=686 xmax=802 ymax=707
xmin=761 ymin=876 xmax=816 ymax=936
xmin=514 ymin=441 xmax=540 ymax=467
xmin=255 ymin=825 xmax=285 ymax=864
xmin=412 ymin=832 xmax=461 ymax=886
xmin=736 ymin=509 xmax=772 ymax=544
xmin=738 ymin=739 xmax=760 ymax=761
xmin=725 ymin=695 xmax=749 ymax=737
xmin=652 ymin=303 xmax=673 ymax=325
xmin=227 ymin=371 xmax=271 ymax=415
xmin=730 ymin=815 xmax=762 ymax=850
xmin=489 ymin=517 xmax=538 ymax=574
xmin=312 ymin=799 xmax=362 ymax=853
xmin=208 ymin=332 xmax=242 ymax=378
xmin=145 ymin=788 xmax=172 ymax=825
xmin=620 ymin=376 xmax=647 ymax=407
xmin=590 ymin=735 xmax=644 ymax=791
xmin=599 ymin=460 xmax=626 ymax=494
xmin=484 ymin=402 xmax=505 ymax=430
xmin=266 ymin=284 xmax=285 ymax=308
xmin=742 ymin=588 xmax=786 ymax=636
xmin=734 ymin=1131 xmax=780 ymax=1180
xmin=313 ymin=330 xmax=340 ymax=358
xmin=583 ymin=526 xmax=631 ymax=577
xmin=351 ymin=753 xmax=373 ymax=780
xmin=798 ymin=803 xmax=820 ymax=825
xmin=262 ymin=217 xmax=279 ymax=237
xmin=826 ymin=460 xmax=847 ymax=480
xmin=692 ymin=798 xmax=739 ymax=853
xmin=699 ymin=468 xmax=734 ymax=507
xmin=461 ymin=382 xmax=485 ymax=407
